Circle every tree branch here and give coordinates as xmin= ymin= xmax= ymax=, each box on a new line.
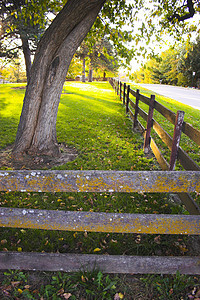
xmin=168 ymin=0 xmax=195 ymax=22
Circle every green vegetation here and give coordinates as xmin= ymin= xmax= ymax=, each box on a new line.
xmin=131 ymin=36 xmax=200 ymax=88
xmin=1 ymin=269 xmax=199 ymax=299
xmin=0 ymin=82 xmax=200 ymax=299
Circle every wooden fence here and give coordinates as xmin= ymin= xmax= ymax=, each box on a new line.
xmin=110 ymin=78 xmax=200 ymax=215
xmin=0 ymin=82 xmax=200 ymax=274
xmin=0 ymin=170 xmax=200 ymax=274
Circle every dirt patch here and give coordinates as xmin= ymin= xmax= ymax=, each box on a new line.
xmin=0 ymin=143 xmax=78 ymax=170
xmin=11 ymin=86 xmax=26 ymax=90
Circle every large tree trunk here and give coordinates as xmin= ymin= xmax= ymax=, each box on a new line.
xmin=13 ymin=0 xmax=105 ymax=159
xmin=20 ymin=35 xmax=32 ymax=83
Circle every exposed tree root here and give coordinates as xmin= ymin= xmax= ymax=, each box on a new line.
xmin=0 ymin=143 xmax=78 ymax=170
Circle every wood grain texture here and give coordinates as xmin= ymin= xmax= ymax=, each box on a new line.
xmin=1 ymin=207 xmax=200 ymax=234
xmin=0 ymin=170 xmax=200 ymax=193
xmin=0 ymin=252 xmax=200 ymax=274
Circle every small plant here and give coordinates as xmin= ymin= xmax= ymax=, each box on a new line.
xmin=0 ymin=269 xmax=122 ymax=299
xmin=141 ymin=271 xmax=200 ymax=299
xmin=69 ymin=269 xmax=118 ymax=299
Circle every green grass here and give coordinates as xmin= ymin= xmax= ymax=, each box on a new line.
xmin=0 ymin=82 xmax=200 ymax=299
xmin=0 ymin=84 xmax=24 ymax=149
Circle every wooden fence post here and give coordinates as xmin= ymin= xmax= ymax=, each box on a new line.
xmin=123 ymin=83 xmax=126 ymax=105
xmin=133 ymin=89 xmax=140 ymax=129
xmin=120 ymin=82 xmax=122 ymax=101
xmin=117 ymin=80 xmax=120 ymax=95
xmin=126 ymin=85 xmax=130 ymax=114
xmin=144 ymin=95 xmax=155 ymax=154
xmin=169 ymin=111 xmax=185 ymax=171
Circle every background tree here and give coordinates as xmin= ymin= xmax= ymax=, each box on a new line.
xmin=76 ymin=41 xmax=89 ymax=82
xmin=66 ymin=56 xmax=82 ymax=80
xmin=86 ymin=37 xmax=119 ymax=82
xmin=130 ymin=50 xmax=179 ymax=85
xmin=178 ymin=37 xmax=200 ymax=87
xmin=0 ymin=0 xmax=61 ymax=81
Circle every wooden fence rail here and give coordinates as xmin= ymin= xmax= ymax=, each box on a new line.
xmin=0 ymin=169 xmax=200 ymax=274
xmin=110 ymin=79 xmax=200 ymax=216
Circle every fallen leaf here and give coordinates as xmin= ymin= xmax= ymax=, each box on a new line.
xmin=24 ymin=285 xmax=30 ymax=289
xmin=81 ymin=275 xmax=86 ymax=282
xmin=114 ymin=292 xmax=124 ymax=299
xmin=63 ymin=293 xmax=72 ymax=299
xmin=18 ymin=288 xmax=23 ymax=294
xmin=93 ymin=248 xmax=101 ymax=252
xmin=11 ymin=281 xmax=21 ymax=287
xmin=169 ymin=288 xmax=173 ymax=295
xmin=154 ymin=235 xmax=161 ymax=244
xmin=1 ymin=239 xmax=7 ymax=245
xmin=111 ymin=239 xmax=117 ymax=243
xmin=57 ymin=288 xmax=64 ymax=295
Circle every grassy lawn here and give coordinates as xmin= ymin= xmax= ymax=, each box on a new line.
xmin=0 ymin=82 xmax=199 ymax=299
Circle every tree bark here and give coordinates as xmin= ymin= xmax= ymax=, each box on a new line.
xmin=13 ymin=0 xmax=106 ymax=159
xmin=20 ymin=35 xmax=32 ymax=83
xmin=82 ymin=58 xmax=86 ymax=82
xmin=88 ymin=64 xmax=93 ymax=82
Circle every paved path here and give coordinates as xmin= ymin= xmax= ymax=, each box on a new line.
xmin=135 ymin=83 xmax=200 ymax=110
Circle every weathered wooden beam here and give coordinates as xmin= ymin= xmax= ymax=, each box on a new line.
xmin=169 ymin=111 xmax=185 ymax=171
xmin=116 ymin=80 xmax=119 ymax=95
xmin=133 ymin=89 xmax=140 ymax=129
xmin=129 ymin=98 xmax=135 ymax=109
xmin=154 ymin=100 xmax=176 ymax=124
xmin=144 ymin=95 xmax=155 ymax=153
xmin=150 ymin=138 xmax=170 ymax=171
xmin=119 ymin=81 xmax=122 ymax=101
xmin=139 ymin=94 xmax=151 ymax=106
xmin=178 ymin=148 xmax=200 ymax=171
xmin=123 ymin=83 xmax=126 ymax=105
xmin=177 ymin=193 xmax=200 ymax=215
xmin=0 ymin=252 xmax=200 ymax=274
xmin=182 ymin=122 xmax=200 ymax=146
xmin=152 ymin=119 xmax=200 ymax=171
xmin=154 ymin=100 xmax=200 ymax=146
xmin=126 ymin=85 xmax=130 ymax=114
xmin=0 ymin=170 xmax=200 ymax=193
xmin=1 ymin=207 xmax=200 ymax=234
xmin=138 ymin=106 xmax=148 ymax=121
xmin=129 ymin=87 xmax=136 ymax=97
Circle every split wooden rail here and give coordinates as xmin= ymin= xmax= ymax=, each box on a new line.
xmin=0 ymin=170 xmax=200 ymax=274
xmin=110 ymin=78 xmax=200 ymax=215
